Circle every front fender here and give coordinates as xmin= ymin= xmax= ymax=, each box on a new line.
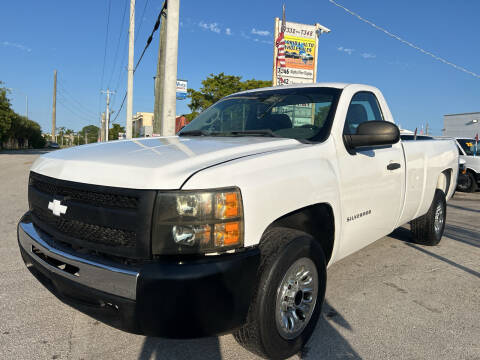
xmin=182 ymin=141 xmax=342 ymax=265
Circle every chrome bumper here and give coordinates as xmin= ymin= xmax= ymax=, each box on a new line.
xmin=18 ymin=221 xmax=139 ymax=300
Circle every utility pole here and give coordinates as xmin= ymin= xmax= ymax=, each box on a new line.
xmin=153 ymin=3 xmax=167 ymax=134
xmin=159 ymin=0 xmax=180 ymax=136
xmin=51 ymin=70 xmax=57 ymax=140
xmin=101 ymin=112 xmax=106 ymax=142
xmin=85 ymin=131 xmax=88 ymax=145
xmin=102 ymin=90 xmax=115 ymax=141
xmin=25 ymin=95 xmax=28 ymax=119
xmin=126 ymin=0 xmax=135 ymax=139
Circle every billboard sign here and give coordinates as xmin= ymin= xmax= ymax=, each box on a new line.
xmin=273 ymin=20 xmax=329 ymax=86
xmin=176 ymin=80 xmax=187 ymax=100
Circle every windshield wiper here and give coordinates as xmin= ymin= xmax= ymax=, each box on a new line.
xmin=178 ymin=130 xmax=210 ymax=136
xmin=179 ymin=129 xmax=281 ymax=138
xmin=229 ymin=130 xmax=281 ymax=138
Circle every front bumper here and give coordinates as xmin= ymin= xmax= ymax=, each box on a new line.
xmin=18 ymin=214 xmax=260 ymax=338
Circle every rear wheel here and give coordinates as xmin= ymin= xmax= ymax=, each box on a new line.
xmin=234 ymin=227 xmax=326 ymax=359
xmin=410 ymin=189 xmax=446 ymax=246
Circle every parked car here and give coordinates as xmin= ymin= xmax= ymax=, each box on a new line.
xmin=18 ymin=83 xmax=458 ymax=359
xmin=454 ymin=138 xmax=479 ymax=192
xmin=46 ymin=141 xmax=60 ymax=149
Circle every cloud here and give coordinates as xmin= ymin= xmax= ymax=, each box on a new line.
xmin=251 ymin=28 xmax=270 ymax=36
xmin=198 ymin=21 xmax=221 ymax=34
xmin=337 ymin=46 xmax=354 ymax=55
xmin=2 ymin=41 xmax=31 ymax=52
xmin=241 ymin=31 xmax=251 ymax=40
xmin=361 ymin=53 xmax=376 ymax=59
xmin=225 ymin=28 xmax=232 ymax=36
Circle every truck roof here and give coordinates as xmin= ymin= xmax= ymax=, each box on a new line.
xmin=231 ymin=82 xmax=373 ymax=96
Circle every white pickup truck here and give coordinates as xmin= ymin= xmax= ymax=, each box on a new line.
xmin=454 ymin=137 xmax=480 ymax=192
xmin=18 ymin=83 xmax=458 ymax=359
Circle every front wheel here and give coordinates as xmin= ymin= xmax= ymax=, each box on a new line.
xmin=410 ymin=189 xmax=446 ymax=246
xmin=234 ymin=227 xmax=326 ymax=359
xmin=463 ymin=172 xmax=478 ymax=193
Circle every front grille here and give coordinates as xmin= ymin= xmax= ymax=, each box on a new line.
xmin=30 ymin=176 xmax=138 ymax=209
xmin=28 ymin=172 xmax=156 ymax=259
xmin=32 ymin=205 xmax=136 ymax=248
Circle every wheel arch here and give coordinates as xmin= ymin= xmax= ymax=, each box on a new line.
xmin=436 ymin=168 xmax=453 ymax=196
xmin=466 ymin=167 xmax=479 ymax=181
xmin=262 ymin=203 xmax=335 ymax=264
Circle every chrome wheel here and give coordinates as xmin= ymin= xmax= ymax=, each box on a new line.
xmin=434 ymin=203 xmax=444 ymax=236
xmin=275 ymin=257 xmax=318 ymax=340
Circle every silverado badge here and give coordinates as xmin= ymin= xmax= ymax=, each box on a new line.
xmin=48 ymin=199 xmax=67 ymax=216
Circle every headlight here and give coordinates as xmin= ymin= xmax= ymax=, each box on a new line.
xmin=152 ymin=188 xmax=244 ymax=255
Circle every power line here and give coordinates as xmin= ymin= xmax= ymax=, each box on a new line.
xmin=100 ymin=0 xmax=113 ymax=89
xmin=135 ymin=0 xmax=151 ymax=47
xmin=329 ymin=0 xmax=480 ymax=79
xmin=98 ymin=0 xmax=113 ymax=134
xmin=111 ymin=2 xmax=138 ymax=109
xmin=57 ymin=79 xmax=98 ymax=118
xmin=111 ymin=0 xmax=150 ymax=110
xmin=107 ymin=0 xmax=129 ymax=88
xmin=57 ymin=89 xmax=98 ymax=120
xmin=57 ymin=98 xmax=96 ymax=125
xmin=111 ymin=93 xmax=127 ymax=123
xmin=111 ymin=3 xmax=166 ymax=123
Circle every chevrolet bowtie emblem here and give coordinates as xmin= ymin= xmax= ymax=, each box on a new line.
xmin=48 ymin=199 xmax=67 ymax=216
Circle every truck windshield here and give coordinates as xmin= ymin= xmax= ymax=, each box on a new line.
xmin=458 ymin=139 xmax=479 ymax=156
xmin=178 ymin=87 xmax=341 ymax=142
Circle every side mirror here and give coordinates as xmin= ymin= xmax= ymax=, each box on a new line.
xmin=344 ymin=120 xmax=400 ymax=149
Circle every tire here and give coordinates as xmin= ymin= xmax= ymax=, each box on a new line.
xmin=456 ymin=174 xmax=469 ymax=192
xmin=464 ymin=172 xmax=478 ymax=193
xmin=234 ymin=227 xmax=326 ymax=359
xmin=410 ymin=189 xmax=446 ymax=246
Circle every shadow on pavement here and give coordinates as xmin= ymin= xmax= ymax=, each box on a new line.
xmin=389 ymin=228 xmax=480 ymax=279
xmin=0 ymin=149 xmax=53 ymax=155
xmin=447 ymin=203 xmax=480 ymax=213
xmin=444 ymin=224 xmax=479 ymax=248
xmin=302 ymin=300 xmax=361 ymax=359
xmin=137 ymin=300 xmax=360 ymax=360
xmin=138 ymin=336 xmax=222 ymax=360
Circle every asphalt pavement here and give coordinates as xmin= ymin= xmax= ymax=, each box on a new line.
xmin=1 ymin=150 xmax=479 ymax=360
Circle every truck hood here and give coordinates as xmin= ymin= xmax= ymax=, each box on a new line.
xmin=31 ymin=136 xmax=302 ymax=189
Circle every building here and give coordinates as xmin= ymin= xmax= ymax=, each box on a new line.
xmin=132 ymin=112 xmax=154 ymax=137
xmin=443 ymin=112 xmax=480 ymax=138
xmin=176 ymin=115 xmax=187 ymax=133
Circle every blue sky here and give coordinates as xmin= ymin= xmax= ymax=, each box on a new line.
xmin=1 ymin=0 xmax=479 ymax=135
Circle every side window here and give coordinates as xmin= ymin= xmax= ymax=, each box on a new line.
xmin=344 ymin=92 xmax=384 ymax=135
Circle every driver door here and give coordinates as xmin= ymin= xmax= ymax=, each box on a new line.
xmin=337 ymin=91 xmax=404 ymax=258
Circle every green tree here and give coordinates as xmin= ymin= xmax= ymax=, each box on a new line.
xmin=57 ymin=126 xmax=66 ymax=146
xmin=0 ymin=82 xmax=13 ymax=147
xmin=185 ymin=73 xmax=272 ymax=119
xmin=0 ymin=81 xmax=46 ymax=149
xmin=80 ymin=125 xmax=100 ymax=144
xmin=109 ymin=123 xmax=125 ymax=140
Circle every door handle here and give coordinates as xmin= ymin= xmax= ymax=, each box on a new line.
xmin=387 ymin=162 xmax=401 ymax=171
